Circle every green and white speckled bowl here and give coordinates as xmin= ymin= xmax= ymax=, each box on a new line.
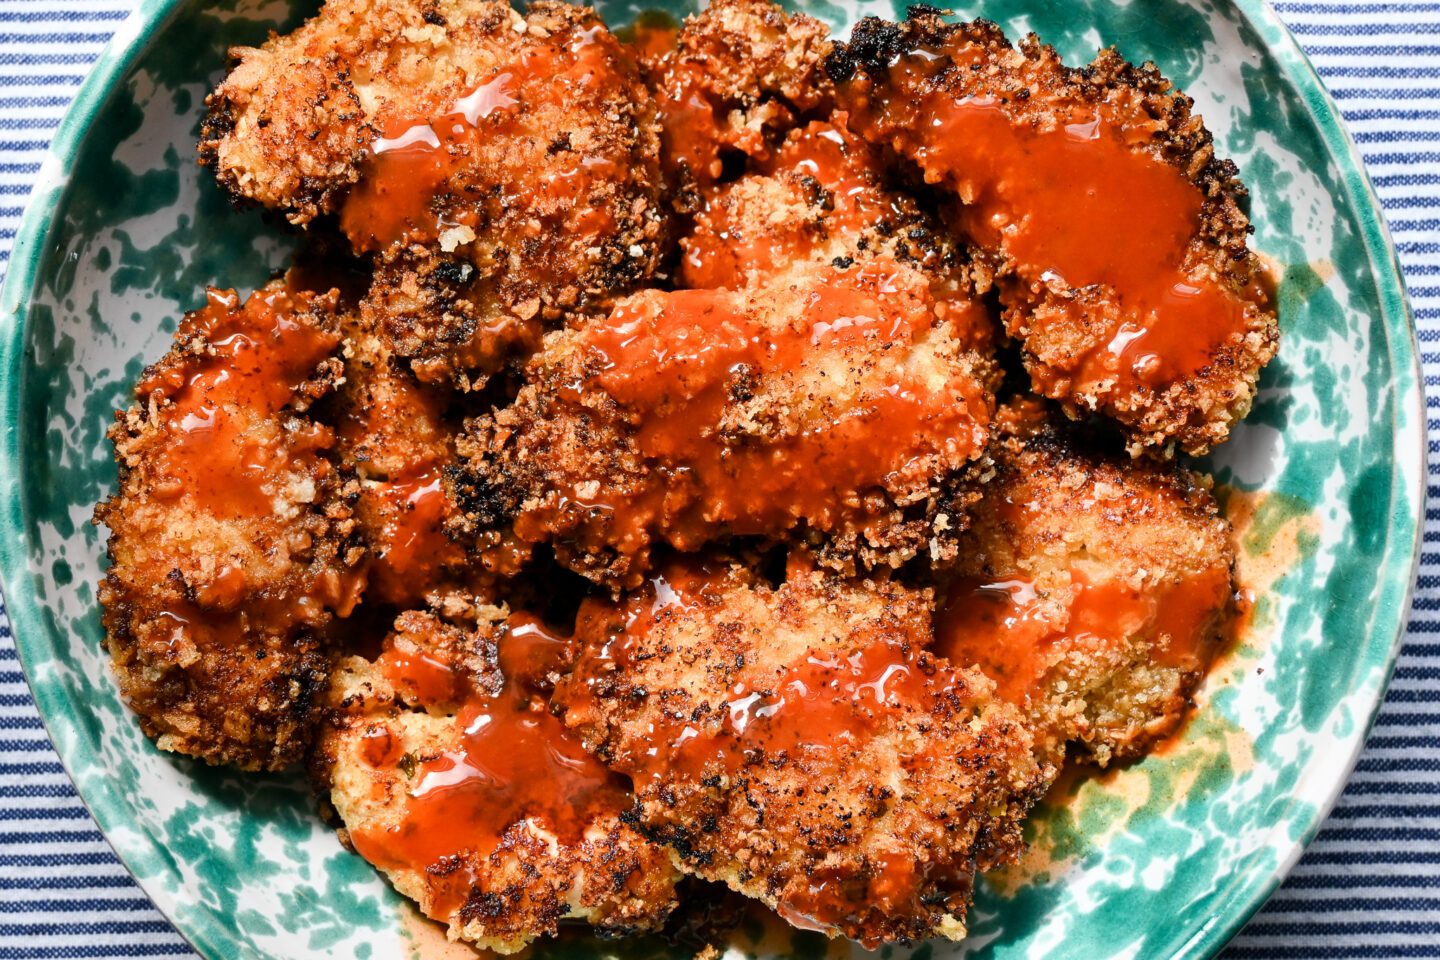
xmin=0 ymin=0 xmax=1422 ymax=957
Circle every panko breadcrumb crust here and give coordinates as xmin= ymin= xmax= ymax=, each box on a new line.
xmin=95 ymin=282 xmax=364 ymax=771
xmin=945 ymin=410 xmax=1236 ymax=765
xmin=201 ymin=0 xmax=670 ymax=386
xmin=827 ymin=9 xmax=1279 ymax=456
xmin=445 ymin=259 xmax=994 ymax=590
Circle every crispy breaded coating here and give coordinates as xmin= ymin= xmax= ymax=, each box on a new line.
xmin=552 ymin=556 xmax=1049 ymax=945
xmin=329 ymin=303 xmax=524 ymax=609
xmin=355 ymin=256 xmax=535 ymax=390
xmin=827 ymin=12 xmax=1279 ymax=455
xmin=312 ymin=608 xmax=681 ymax=952
xmin=447 ymin=259 xmax=994 ymax=589
xmin=640 ymin=0 xmax=833 ymax=206
xmin=678 ymin=116 xmax=1000 ymax=360
xmin=202 ymin=0 xmax=669 ymax=383
xmin=95 ymin=283 xmax=364 ymax=770
xmin=935 ymin=406 xmax=1235 ymax=765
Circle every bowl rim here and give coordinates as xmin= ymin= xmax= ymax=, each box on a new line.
xmin=0 ymin=0 xmax=1424 ymax=958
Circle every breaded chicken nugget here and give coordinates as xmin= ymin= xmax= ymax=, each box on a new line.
xmin=312 ymin=607 xmax=681 ymax=952
xmin=95 ymin=282 xmax=364 ymax=770
xmin=552 ymin=555 xmax=1049 ymax=945
xmin=202 ymin=0 xmax=668 ymax=383
xmin=639 ymin=0 xmax=834 ymax=205
xmin=679 ymin=116 xmax=1000 ymax=359
xmin=827 ymin=11 xmax=1279 ymax=456
xmin=447 ymin=258 xmax=994 ymax=589
xmin=935 ymin=406 xmax=1235 ymax=765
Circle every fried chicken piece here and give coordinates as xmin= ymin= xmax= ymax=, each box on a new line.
xmin=827 ymin=12 xmax=1279 ymax=456
xmin=934 ymin=405 xmax=1235 ymax=766
xmin=447 ymin=258 xmax=994 ymax=589
xmin=94 ymin=283 xmax=364 ymax=770
xmin=329 ymin=301 xmax=526 ymax=609
xmin=639 ymin=0 xmax=834 ymax=206
xmin=201 ymin=0 xmax=668 ymax=384
xmin=678 ymin=116 xmax=1000 ymax=360
xmin=313 ymin=607 xmax=680 ymax=952
xmin=552 ymin=555 xmax=1049 ymax=945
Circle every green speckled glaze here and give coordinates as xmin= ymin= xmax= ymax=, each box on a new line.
xmin=0 ymin=0 xmax=1421 ymax=958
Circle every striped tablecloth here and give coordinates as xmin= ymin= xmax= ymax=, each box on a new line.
xmin=1 ymin=1 xmax=1436 ymax=957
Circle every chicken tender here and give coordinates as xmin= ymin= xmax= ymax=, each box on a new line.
xmin=639 ymin=0 xmax=834 ymax=205
xmin=447 ymin=259 xmax=994 ymax=589
xmin=679 ymin=116 xmax=1000 ymax=359
xmin=828 ymin=11 xmax=1279 ymax=455
xmin=552 ymin=555 xmax=1049 ymax=945
xmin=312 ymin=607 xmax=681 ymax=952
xmin=95 ymin=283 xmax=365 ymax=770
xmin=201 ymin=0 xmax=669 ymax=383
xmin=934 ymin=406 xmax=1235 ymax=765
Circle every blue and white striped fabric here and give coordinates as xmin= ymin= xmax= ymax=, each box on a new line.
xmin=0 ymin=0 xmax=1437 ymax=957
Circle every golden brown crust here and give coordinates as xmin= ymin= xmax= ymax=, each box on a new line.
xmin=552 ymin=557 xmax=1049 ymax=945
xmin=446 ymin=260 xmax=994 ymax=590
xmin=641 ymin=0 xmax=835 ymax=208
xmin=938 ymin=405 xmax=1235 ymax=765
xmin=94 ymin=282 xmax=364 ymax=770
xmin=828 ymin=11 xmax=1279 ymax=455
xmin=312 ymin=608 xmax=681 ymax=952
xmin=327 ymin=301 xmax=517 ymax=608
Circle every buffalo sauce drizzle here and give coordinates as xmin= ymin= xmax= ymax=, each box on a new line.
xmin=349 ymin=613 xmax=633 ymax=920
xmin=136 ymin=287 xmax=358 ymax=646
xmin=140 ymin=287 xmax=339 ymax=519
xmin=523 ymin=260 xmax=988 ymax=553
xmin=337 ymin=370 xmax=462 ymax=605
xmin=340 ymin=25 xmax=620 ymax=252
xmin=862 ymin=48 xmax=1266 ymax=392
xmin=367 ymin=469 xmax=453 ymax=603
xmin=934 ymin=564 xmax=1231 ymax=707
xmin=566 ymin=559 xmax=961 ymax=935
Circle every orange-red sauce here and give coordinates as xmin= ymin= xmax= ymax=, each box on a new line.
xmin=339 ymin=26 xmax=620 ymax=252
xmin=565 ymin=559 xmax=959 ymax=935
xmin=573 ymin=563 xmax=936 ymax=785
xmin=138 ymin=287 xmax=362 ymax=645
xmin=934 ymin=566 xmax=1231 ymax=707
xmin=351 ymin=614 xmax=632 ymax=920
xmin=648 ymin=58 xmax=735 ymax=188
xmin=365 ymin=468 xmax=458 ymax=606
xmin=139 ymin=287 xmax=340 ymax=520
xmin=376 ymin=632 xmax=467 ymax=706
xmin=853 ymin=49 xmax=1264 ymax=392
xmin=518 ymin=261 xmax=988 ymax=556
